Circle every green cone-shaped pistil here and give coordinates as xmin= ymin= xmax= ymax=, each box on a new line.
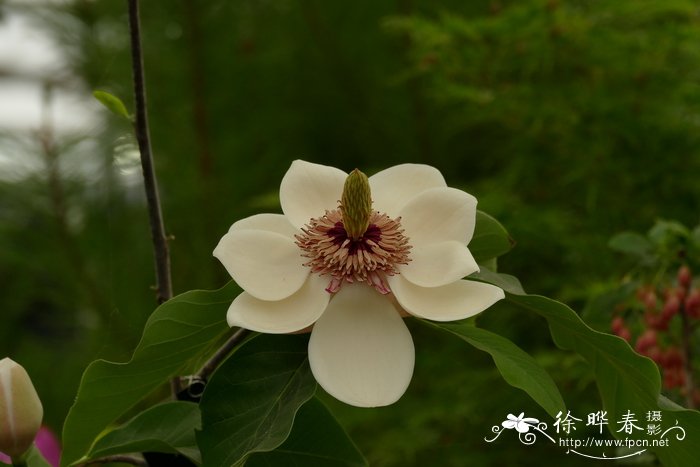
xmin=341 ymin=169 xmax=372 ymax=240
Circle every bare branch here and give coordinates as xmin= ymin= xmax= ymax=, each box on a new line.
xmin=126 ymin=0 xmax=173 ymax=305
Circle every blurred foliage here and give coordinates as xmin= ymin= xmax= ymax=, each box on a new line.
xmin=584 ymin=220 xmax=700 ymax=410
xmin=2 ymin=0 xmax=700 ymax=465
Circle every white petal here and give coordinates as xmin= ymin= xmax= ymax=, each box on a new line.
xmin=213 ymin=229 xmax=308 ymax=301
xmin=399 ymin=187 xmax=477 ymax=247
xmin=308 ymin=283 xmax=415 ymax=407
xmin=227 ymin=275 xmax=330 ymax=333
xmin=388 ymin=276 xmax=504 ymax=321
xmin=400 ymin=241 xmax=479 ymax=288
xmin=502 ymin=420 xmax=517 ymax=429
xmin=228 ymin=213 xmax=298 ymax=238
xmin=280 ymin=160 xmax=347 ymax=228
xmin=369 ymin=164 xmax=446 ymax=215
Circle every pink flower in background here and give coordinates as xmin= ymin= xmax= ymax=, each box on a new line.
xmin=35 ymin=427 xmax=61 ymax=467
xmin=0 ymin=426 xmax=60 ymax=466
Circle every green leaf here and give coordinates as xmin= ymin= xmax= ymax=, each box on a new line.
xmin=246 ymin=398 xmax=367 ymax=467
xmin=83 ymin=401 xmax=201 ymax=465
xmin=24 ymin=444 xmax=51 ymax=467
xmin=471 ymin=267 xmax=525 ymax=295
xmin=608 ymin=231 xmax=653 ymax=257
xmin=92 ymin=90 xmax=130 ymax=119
xmin=197 ymin=333 xmax=317 ymax=467
xmin=648 ymin=219 xmax=689 ymax=245
xmin=470 ymin=211 xmax=514 ymax=262
xmin=420 ymin=320 xmax=564 ymax=418
xmin=61 ymin=282 xmax=237 ymax=467
xmin=505 ymin=292 xmax=700 ymax=466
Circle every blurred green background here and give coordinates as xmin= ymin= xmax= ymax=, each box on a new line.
xmin=2 ymin=0 xmax=700 ymax=465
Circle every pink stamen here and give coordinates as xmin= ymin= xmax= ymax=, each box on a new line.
xmin=296 ymin=209 xmax=411 ymax=294
xmin=325 ymin=276 xmax=343 ymax=293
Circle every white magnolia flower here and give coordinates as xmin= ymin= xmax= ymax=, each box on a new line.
xmin=214 ymin=160 xmax=504 ymax=407
xmin=502 ymin=413 xmax=539 ymax=433
xmin=0 ymin=358 xmax=43 ymax=458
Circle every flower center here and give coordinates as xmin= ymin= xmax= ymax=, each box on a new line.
xmin=295 ymin=169 xmax=411 ymax=294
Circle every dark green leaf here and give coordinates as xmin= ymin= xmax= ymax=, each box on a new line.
xmin=421 ymin=320 xmax=564 ymax=418
xmin=608 ymin=231 xmax=653 ymax=257
xmin=470 ymin=211 xmax=514 ymax=262
xmin=61 ymin=283 xmax=236 ymax=467
xmin=92 ymin=90 xmax=130 ymax=119
xmin=246 ymin=398 xmax=367 ymax=467
xmin=84 ymin=402 xmax=201 ymax=465
xmin=197 ymin=334 xmax=317 ymax=467
xmin=648 ymin=220 xmax=689 ymax=245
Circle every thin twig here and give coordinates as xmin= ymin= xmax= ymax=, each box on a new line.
xmin=197 ymin=328 xmax=251 ymax=380
xmin=127 ymin=0 xmax=177 ymax=397
xmin=127 ymin=0 xmax=173 ymax=306
xmin=80 ymin=455 xmax=148 ymax=466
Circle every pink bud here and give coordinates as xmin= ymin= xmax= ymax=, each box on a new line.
xmin=663 ymin=369 xmax=679 ymax=389
xmin=645 ymin=311 xmax=667 ymax=331
xmin=0 ymin=358 xmax=43 ymax=458
xmin=646 ymin=346 xmax=662 ymax=363
xmin=662 ymin=348 xmax=684 ymax=369
xmin=634 ymin=329 xmax=658 ymax=353
xmin=618 ymin=327 xmax=632 ymax=342
xmin=611 ymin=316 xmax=625 ymax=334
xmin=643 ymin=290 xmax=658 ymax=311
xmin=662 ymin=295 xmax=680 ymax=320
xmin=686 ymin=290 xmax=700 ymax=318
